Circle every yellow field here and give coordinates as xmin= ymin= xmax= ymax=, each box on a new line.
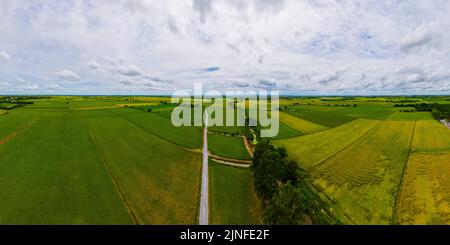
xmin=411 ymin=120 xmax=450 ymax=152
xmin=395 ymin=119 xmax=450 ymax=224
xmin=395 ymin=152 xmax=450 ymax=224
xmin=312 ymin=120 xmax=415 ymax=224
xmin=279 ymin=112 xmax=328 ymax=134
xmin=273 ymin=119 xmax=379 ymax=169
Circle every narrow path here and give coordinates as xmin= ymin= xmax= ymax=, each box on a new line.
xmin=199 ymin=113 xmax=209 ymax=225
xmin=0 ymin=117 xmax=40 ymax=145
xmin=242 ymin=136 xmax=254 ymax=158
xmin=211 ymin=158 xmax=251 ymax=168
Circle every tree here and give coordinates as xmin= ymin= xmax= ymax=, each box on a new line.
xmin=264 ymin=183 xmax=309 ymax=225
xmin=281 ymin=160 xmax=299 ymax=185
xmin=251 ymin=140 xmax=274 ymax=168
xmin=253 ymin=150 xmax=284 ymax=202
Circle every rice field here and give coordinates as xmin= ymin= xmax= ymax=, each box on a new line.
xmin=279 ymin=111 xmax=328 ymax=134
xmin=395 ymin=119 xmax=450 ymax=224
xmin=273 ymin=119 xmax=380 ymax=168
xmin=210 ymin=162 xmax=262 ymax=224
xmin=312 ymin=120 xmax=415 ymax=224
xmin=1 ymin=95 xmax=450 ymax=225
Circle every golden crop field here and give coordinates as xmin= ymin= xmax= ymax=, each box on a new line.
xmin=395 ymin=153 xmax=450 ymax=224
xmin=312 ymin=121 xmax=415 ymax=224
xmin=395 ymin=119 xmax=450 ymax=224
xmin=273 ymin=119 xmax=380 ymax=169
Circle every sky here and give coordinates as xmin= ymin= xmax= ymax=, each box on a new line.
xmin=1 ymin=0 xmax=450 ymax=95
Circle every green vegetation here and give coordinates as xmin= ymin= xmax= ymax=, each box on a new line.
xmin=208 ymin=134 xmax=251 ymax=160
xmin=87 ymin=116 xmax=202 ymax=224
xmin=210 ymin=161 xmax=262 ymax=224
xmin=121 ymin=111 xmax=202 ymax=149
xmin=1 ymin=95 xmax=450 ymax=225
xmin=279 ymin=111 xmax=329 ymax=134
xmin=0 ymin=117 xmax=133 ymax=224
xmin=312 ymin=121 xmax=415 ymax=224
xmin=273 ymin=119 xmax=379 ymax=168
xmin=250 ymin=141 xmax=337 ymax=224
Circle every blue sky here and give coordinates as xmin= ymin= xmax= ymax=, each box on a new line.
xmin=1 ymin=0 xmax=450 ymax=95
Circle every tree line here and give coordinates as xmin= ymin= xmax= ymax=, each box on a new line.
xmin=394 ymin=103 xmax=450 ymax=120
xmin=251 ymin=140 xmax=339 ymax=224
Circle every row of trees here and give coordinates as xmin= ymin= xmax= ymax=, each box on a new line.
xmin=251 ymin=140 xmax=339 ymax=224
xmin=394 ymin=103 xmax=450 ymax=120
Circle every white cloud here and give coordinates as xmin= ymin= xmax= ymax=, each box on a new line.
xmin=55 ymin=69 xmax=81 ymax=81
xmin=117 ymin=64 xmax=142 ymax=76
xmin=0 ymin=51 xmax=10 ymax=61
xmin=17 ymin=84 xmax=40 ymax=91
xmin=400 ymin=25 xmax=435 ymax=52
xmin=88 ymin=60 xmax=101 ymax=70
xmin=0 ymin=1 xmax=450 ymax=94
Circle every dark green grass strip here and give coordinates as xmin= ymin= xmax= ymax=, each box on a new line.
xmin=88 ymin=129 xmax=140 ymax=225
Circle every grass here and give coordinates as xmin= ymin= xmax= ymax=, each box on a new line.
xmin=387 ymin=112 xmax=434 ymax=121
xmin=3 ymin=95 xmax=450 ymax=225
xmin=279 ymin=111 xmax=328 ymax=134
xmin=312 ymin=120 xmax=415 ymax=224
xmin=208 ymin=134 xmax=251 ymax=160
xmin=271 ymin=122 xmax=304 ymax=140
xmin=285 ymin=106 xmax=357 ymax=127
xmin=0 ymin=116 xmax=133 ymax=224
xmin=0 ymin=109 xmax=39 ymax=139
xmin=273 ymin=119 xmax=380 ymax=169
xmin=120 ymin=110 xmax=202 ymax=149
xmin=285 ymin=104 xmax=395 ymax=127
xmin=210 ymin=161 xmax=262 ymax=224
xmin=87 ymin=116 xmax=202 ymax=224
xmin=411 ymin=119 xmax=450 ymax=152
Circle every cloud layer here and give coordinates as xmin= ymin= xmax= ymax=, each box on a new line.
xmin=1 ymin=0 xmax=450 ymax=95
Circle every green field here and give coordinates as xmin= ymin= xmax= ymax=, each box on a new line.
xmin=208 ymin=134 xmax=251 ymax=160
xmin=0 ymin=116 xmax=133 ymax=224
xmin=274 ymin=119 xmax=380 ymax=169
xmin=1 ymin=95 xmax=450 ymax=224
xmin=279 ymin=112 xmax=329 ymax=134
xmin=0 ymin=96 xmax=262 ymax=224
xmin=210 ymin=161 xmax=262 ymax=224
xmin=87 ymin=116 xmax=202 ymax=224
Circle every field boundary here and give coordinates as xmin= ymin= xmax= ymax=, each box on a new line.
xmin=211 ymin=158 xmax=251 ymax=168
xmin=0 ymin=117 xmax=40 ymax=145
xmin=310 ymin=120 xmax=382 ymax=171
xmin=118 ymin=114 xmax=202 ymax=153
xmin=88 ymin=129 xmax=140 ymax=225
xmin=242 ymin=136 xmax=254 ymax=158
xmin=392 ymin=120 xmax=417 ymax=224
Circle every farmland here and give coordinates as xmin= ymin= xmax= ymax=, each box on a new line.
xmin=1 ymin=95 xmax=450 ymax=224
xmin=274 ymin=96 xmax=450 ymax=224
xmin=210 ymin=161 xmax=262 ymax=224
xmin=0 ymin=96 xmax=264 ymax=224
